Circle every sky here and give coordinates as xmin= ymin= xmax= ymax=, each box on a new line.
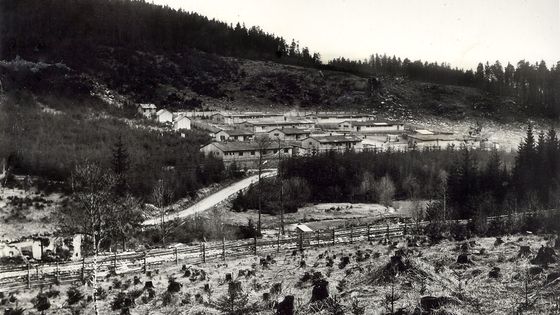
xmin=152 ymin=0 xmax=560 ymax=70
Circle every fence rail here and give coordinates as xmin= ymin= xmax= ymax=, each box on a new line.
xmin=0 ymin=209 xmax=557 ymax=291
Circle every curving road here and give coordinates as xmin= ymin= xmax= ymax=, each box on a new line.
xmin=142 ymin=170 xmax=277 ymax=226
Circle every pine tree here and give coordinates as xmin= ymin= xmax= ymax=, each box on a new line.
xmin=513 ymin=124 xmax=537 ymax=206
xmin=112 ymin=135 xmax=130 ymax=196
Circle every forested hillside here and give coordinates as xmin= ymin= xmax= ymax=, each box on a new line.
xmin=1 ymin=0 xmax=559 ymax=119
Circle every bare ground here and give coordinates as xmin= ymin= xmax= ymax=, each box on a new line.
xmin=4 ymin=234 xmax=558 ymax=314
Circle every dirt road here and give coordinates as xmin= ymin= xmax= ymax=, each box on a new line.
xmin=142 ymin=170 xmax=277 ymax=226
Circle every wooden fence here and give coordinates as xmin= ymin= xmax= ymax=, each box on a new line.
xmin=0 ymin=209 xmax=557 ymax=291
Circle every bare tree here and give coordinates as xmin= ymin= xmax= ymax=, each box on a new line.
xmin=374 ymin=175 xmax=396 ymax=210
xmin=60 ymin=162 xmax=115 ymax=315
xmin=151 ymin=178 xmax=174 ymax=246
xmin=410 ymin=199 xmax=425 ymax=235
xmin=111 ymin=194 xmax=143 ymax=251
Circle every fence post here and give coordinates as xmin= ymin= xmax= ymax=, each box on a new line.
xmin=202 ymin=243 xmax=206 ymax=263
xmin=55 ymin=262 xmax=59 ymax=283
xmin=350 ymin=226 xmax=353 ymax=244
xmin=253 ymin=237 xmax=258 ymax=256
xmin=27 ymin=263 xmax=31 ymax=289
xmin=222 ymin=237 xmax=226 ymax=261
xmin=113 ymin=251 xmax=117 ymax=270
xmin=143 ymin=251 xmax=147 ymax=273
xmin=174 ymin=248 xmax=178 ymax=265
xmin=367 ymin=224 xmax=371 ymax=242
xmin=332 ymin=229 xmax=336 ymax=246
xmin=276 ymin=232 xmax=280 ymax=253
xmin=81 ymin=257 xmax=85 ymax=282
xmin=316 ymin=231 xmax=320 ymax=247
xmin=35 ymin=265 xmax=39 ymax=282
xmin=386 ymin=224 xmax=390 ymax=240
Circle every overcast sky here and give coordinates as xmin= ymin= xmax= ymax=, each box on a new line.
xmin=152 ymin=0 xmax=560 ymax=70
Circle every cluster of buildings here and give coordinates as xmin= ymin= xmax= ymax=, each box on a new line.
xmin=136 ymin=104 xmax=499 ymax=169
xmin=194 ymin=111 xmax=498 ymax=169
xmin=137 ymin=104 xmax=192 ymax=131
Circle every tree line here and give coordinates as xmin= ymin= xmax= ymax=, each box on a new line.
xmin=237 ymin=127 xmax=559 ymax=221
xmin=329 ymin=55 xmax=560 ymax=118
xmin=0 ymin=0 xmax=321 ymax=68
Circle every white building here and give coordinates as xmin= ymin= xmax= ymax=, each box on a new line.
xmin=267 ymin=128 xmax=311 ymax=141
xmin=215 ymin=129 xmax=255 ymax=142
xmin=338 ymin=121 xmax=404 ymax=133
xmin=137 ymin=103 xmax=157 ymax=118
xmin=300 ymin=135 xmax=363 ymax=154
xmin=156 ymin=109 xmax=173 ymax=124
xmin=173 ymin=115 xmax=191 ymax=130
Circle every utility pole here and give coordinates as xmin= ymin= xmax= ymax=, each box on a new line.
xmin=256 ymin=136 xmax=271 ymax=234
xmin=277 ymin=136 xmax=285 ymax=235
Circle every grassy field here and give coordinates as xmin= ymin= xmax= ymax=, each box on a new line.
xmin=2 ymin=234 xmax=558 ymax=314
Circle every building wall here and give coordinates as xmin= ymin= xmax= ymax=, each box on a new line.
xmin=301 ymin=138 xmax=361 ymax=154
xmin=356 ymin=124 xmax=402 ymax=133
xmin=139 ymin=108 xmax=156 ymax=118
xmin=173 ymin=118 xmax=191 ymax=130
xmin=157 ymin=111 xmax=173 ymax=123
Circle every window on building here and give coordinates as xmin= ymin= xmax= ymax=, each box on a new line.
xmin=251 ymin=151 xmax=255 ymax=155
xmin=273 ymin=150 xmax=278 ymax=154
xmin=239 ymin=152 xmax=243 ymax=156
xmin=284 ymin=148 xmax=289 ymax=153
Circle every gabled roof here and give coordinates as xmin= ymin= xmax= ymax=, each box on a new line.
xmin=303 ymin=135 xmax=362 ymax=144
xmin=156 ymin=109 xmax=171 ymax=115
xmin=351 ymin=121 xmax=402 ymax=127
xmin=174 ymin=115 xmax=191 ymax=122
xmin=138 ymin=103 xmax=156 ymax=109
xmin=268 ymin=128 xmax=311 ymax=135
xmin=219 ymin=129 xmax=254 ymax=136
xmin=339 ymin=120 xmax=402 ymax=127
xmin=204 ymin=141 xmax=293 ymax=153
xmin=240 ymin=119 xmax=314 ymax=126
xmin=295 ymin=224 xmax=313 ymax=232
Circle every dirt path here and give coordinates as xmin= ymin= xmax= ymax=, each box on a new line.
xmin=142 ymin=170 xmax=277 ymax=226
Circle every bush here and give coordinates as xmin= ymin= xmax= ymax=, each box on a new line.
xmin=66 ymin=286 xmax=84 ymax=305
xmin=167 ymin=277 xmax=182 ymax=293
xmin=425 ymin=222 xmax=445 ymax=243
xmin=45 ymin=289 xmax=60 ymax=299
xmin=162 ymin=291 xmax=179 ymax=306
xmin=111 ymin=292 xmax=135 ymax=311
xmin=214 ymin=281 xmax=255 ymax=315
xmin=33 ymin=292 xmax=51 ymax=314
xmin=3 ymin=307 xmax=25 ymax=315
xmin=95 ymin=287 xmax=107 ymax=300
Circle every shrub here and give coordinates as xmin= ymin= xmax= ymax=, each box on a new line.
xmin=66 ymin=286 xmax=84 ymax=305
xmin=95 ymin=287 xmax=107 ymax=300
xmin=111 ymin=292 xmax=135 ymax=311
xmin=167 ymin=277 xmax=182 ymax=293
xmin=214 ymin=281 xmax=255 ymax=315
xmin=45 ymin=289 xmax=60 ymax=298
xmin=162 ymin=291 xmax=179 ymax=306
xmin=33 ymin=292 xmax=51 ymax=314
xmin=3 ymin=307 xmax=25 ymax=315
